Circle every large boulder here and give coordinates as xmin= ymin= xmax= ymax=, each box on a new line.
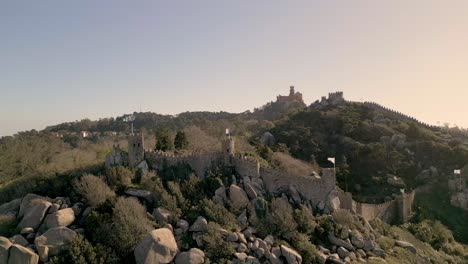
xmin=0 ymin=237 xmax=12 ymax=264
xmin=328 ymin=233 xmax=354 ymax=251
xmin=17 ymin=200 xmax=52 ymax=230
xmin=35 ymin=227 xmax=77 ymax=262
xmin=280 ymin=245 xmax=302 ymax=264
xmin=18 ymin=194 xmax=49 ymax=219
xmin=44 ymin=208 xmax=75 ymax=229
xmin=9 ymin=235 xmax=28 ymax=247
xmin=229 ymin=185 xmax=249 ymax=209
xmin=189 ymin=216 xmax=208 ymax=232
xmin=174 ymin=248 xmax=205 ymax=264
xmin=134 ymin=228 xmax=178 ymax=264
xmin=153 ymin=207 xmax=173 ymax=223
xmin=325 ymin=190 xmax=340 ymax=212
xmin=8 ymin=244 xmax=39 ymax=264
xmin=350 ymin=230 xmax=365 ymax=249
xmin=0 ymin=198 xmax=22 ymax=215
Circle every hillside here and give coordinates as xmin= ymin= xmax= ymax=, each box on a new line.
xmin=0 ymin=89 xmax=468 ymax=263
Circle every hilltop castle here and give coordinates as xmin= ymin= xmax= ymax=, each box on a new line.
xmin=276 ymin=86 xmax=304 ymax=104
xmin=105 ymin=122 xmax=414 ymax=224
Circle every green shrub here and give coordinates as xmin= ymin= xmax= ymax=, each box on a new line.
xmin=112 ymin=197 xmax=154 ymax=255
xmin=198 ymin=199 xmax=237 ymax=230
xmin=105 ymin=166 xmax=134 ymax=189
xmin=49 ymin=234 xmax=118 ymax=264
xmin=290 ymin=232 xmax=320 ymax=264
xmin=74 ymin=174 xmax=115 ymax=207
xmin=294 ymin=206 xmax=317 ymax=235
xmin=376 ymin=235 xmax=394 ymax=251
xmin=268 ymin=197 xmax=297 ymax=239
xmin=201 ymin=222 xmax=235 ymax=262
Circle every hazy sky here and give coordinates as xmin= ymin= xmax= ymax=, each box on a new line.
xmin=1 ymin=1 xmax=467 ymax=136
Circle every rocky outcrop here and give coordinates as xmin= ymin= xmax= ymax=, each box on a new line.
xmin=280 ymin=245 xmax=302 ymax=264
xmin=8 ymin=244 xmax=39 ymax=264
xmin=174 ymin=248 xmax=205 ymax=264
xmin=134 ymin=228 xmax=178 ymax=264
xmin=0 ymin=237 xmax=12 ymax=263
xmin=17 ymin=200 xmax=52 ymax=230
xmin=35 ymin=227 xmax=77 ymax=262
xmin=229 ymin=185 xmax=249 ymax=210
xmin=44 ymin=208 xmax=75 ymax=229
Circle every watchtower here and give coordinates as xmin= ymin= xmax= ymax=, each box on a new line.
xmin=289 ymin=86 xmax=295 ymax=96
xmin=223 ymin=129 xmax=235 ymax=164
xmin=128 ymin=133 xmax=145 ymax=167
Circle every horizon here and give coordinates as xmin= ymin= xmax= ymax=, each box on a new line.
xmin=2 ymin=1 xmax=468 ymax=136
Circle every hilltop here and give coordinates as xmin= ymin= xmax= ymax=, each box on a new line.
xmin=0 ymin=87 xmax=467 ymax=263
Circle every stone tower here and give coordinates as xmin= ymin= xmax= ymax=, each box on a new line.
xmin=289 ymin=86 xmax=295 ymax=96
xmin=128 ymin=133 xmax=145 ymax=167
xmin=223 ymin=129 xmax=235 ymax=164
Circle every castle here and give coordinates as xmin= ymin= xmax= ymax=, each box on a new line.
xmin=105 ymin=125 xmax=414 ymax=224
xmin=276 ymin=86 xmax=304 ymax=104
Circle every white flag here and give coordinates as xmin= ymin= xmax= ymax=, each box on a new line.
xmin=328 ymin=157 xmax=335 ymax=164
xmin=226 ymin=128 xmax=230 ymax=135
xmin=454 ymin=169 xmax=461 ymax=175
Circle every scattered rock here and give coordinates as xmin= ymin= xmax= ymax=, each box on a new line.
xmin=395 ymin=240 xmax=417 ymax=254
xmin=328 ymin=233 xmax=354 ymax=252
xmin=189 ymin=216 xmax=208 ymax=232
xmin=174 ymin=248 xmax=204 ymax=264
xmin=18 ymin=194 xmax=48 ymax=219
xmin=350 ymin=230 xmax=365 ymax=249
xmin=280 ymin=244 xmax=302 ymax=264
xmin=177 ymin=219 xmax=190 ymax=233
xmin=244 ymin=183 xmax=258 ymax=200
xmin=337 ymin=247 xmax=350 ymax=259
xmin=134 ymin=228 xmax=178 ymax=264
xmin=234 ymin=252 xmax=248 ymax=261
xmin=153 ymin=207 xmax=173 ymax=223
xmin=227 ymin=232 xmax=238 ymax=242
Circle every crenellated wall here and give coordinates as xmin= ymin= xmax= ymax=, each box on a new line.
xmin=144 ymin=150 xmax=222 ymax=178
xmin=261 ymin=168 xmax=336 ymax=205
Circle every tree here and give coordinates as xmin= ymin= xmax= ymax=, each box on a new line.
xmin=155 ymin=129 xmax=173 ymax=151
xmin=174 ymin=131 xmax=189 ymax=150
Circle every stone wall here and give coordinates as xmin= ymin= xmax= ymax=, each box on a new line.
xmin=338 ymin=189 xmax=416 ymax=224
xmin=145 ymin=150 xmax=222 ymax=178
xmin=261 ymin=168 xmax=336 ymax=206
xmin=233 ymin=156 xmax=260 ymax=178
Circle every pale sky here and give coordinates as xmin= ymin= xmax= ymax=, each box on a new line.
xmin=1 ymin=1 xmax=467 ymax=136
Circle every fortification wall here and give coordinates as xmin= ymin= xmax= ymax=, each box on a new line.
xmin=145 ymin=150 xmax=222 ymax=178
xmin=233 ymin=156 xmax=260 ymax=178
xmin=338 ymin=189 xmax=416 ymax=224
xmin=261 ymin=168 xmax=336 ymax=205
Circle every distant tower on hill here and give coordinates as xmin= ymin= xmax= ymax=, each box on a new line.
xmin=128 ymin=133 xmax=145 ymax=167
xmin=126 ymin=114 xmax=144 ymax=167
xmin=223 ymin=128 xmax=235 ymax=163
xmin=276 ymin=85 xmax=304 ymax=103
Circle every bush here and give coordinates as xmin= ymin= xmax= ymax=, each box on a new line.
xmin=48 ymin=234 xmax=118 ymax=264
xmin=294 ymin=206 xmax=317 ymax=235
xmin=144 ymin=178 xmax=181 ymax=218
xmin=333 ymin=209 xmax=363 ymax=230
xmin=198 ymin=199 xmax=237 ymax=230
xmin=268 ymin=197 xmax=297 ymax=239
xmin=408 ymin=220 xmax=454 ymax=250
xmin=112 ymin=197 xmax=154 ymax=255
xmin=201 ymin=222 xmax=235 ymax=262
xmin=290 ymin=232 xmax=320 ymax=264
xmin=74 ymin=174 xmax=115 ymax=207
xmin=376 ymin=235 xmax=394 ymax=251
xmin=105 ymin=166 xmax=134 ymax=189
